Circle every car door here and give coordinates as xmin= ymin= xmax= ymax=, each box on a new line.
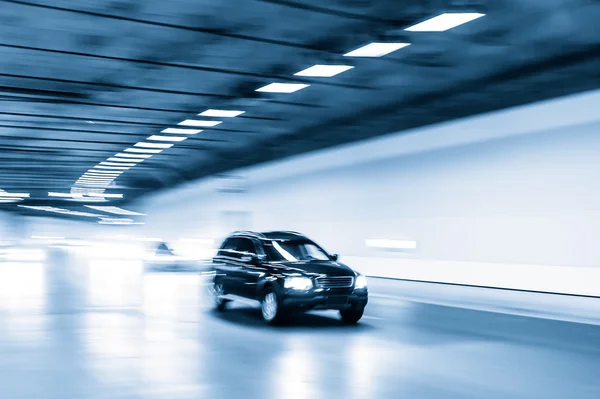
xmin=235 ymin=238 xmax=266 ymax=299
xmin=213 ymin=237 xmax=244 ymax=295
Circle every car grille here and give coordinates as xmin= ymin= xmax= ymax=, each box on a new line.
xmin=315 ymin=276 xmax=354 ymax=289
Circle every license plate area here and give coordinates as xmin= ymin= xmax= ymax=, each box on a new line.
xmin=326 ymin=296 xmax=348 ymax=305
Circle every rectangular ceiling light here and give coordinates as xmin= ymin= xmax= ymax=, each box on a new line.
xmin=344 ymin=42 xmax=410 ymax=57
xmin=87 ymin=193 xmax=123 ymax=199
xmin=85 ymin=205 xmax=146 ymax=216
xmin=199 ymin=110 xmax=245 ymax=118
xmin=405 ymin=13 xmax=485 ymax=32
xmin=100 ymin=161 xmax=137 ymax=167
xmin=124 ymin=148 xmax=163 ymax=154
xmin=48 ymin=192 xmax=75 ymax=198
xmin=0 ymin=192 xmax=30 ymax=198
xmin=116 ymin=152 xmax=153 ymax=158
xmin=178 ymin=119 xmax=222 ymax=127
xmin=85 ymin=171 xmax=122 ymax=175
xmin=134 ymin=142 xmax=174 ymax=149
xmin=147 ymin=135 xmax=187 ymax=142
xmin=108 ymin=157 xmax=143 ymax=163
xmin=94 ymin=165 xmax=130 ymax=170
xmin=256 ymin=83 xmax=310 ymax=93
xmin=161 ymin=128 xmax=202 ymax=134
xmin=294 ymin=65 xmax=354 ymax=77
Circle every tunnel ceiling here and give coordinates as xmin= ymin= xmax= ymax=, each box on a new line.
xmin=2 ymin=0 xmax=600 ymax=222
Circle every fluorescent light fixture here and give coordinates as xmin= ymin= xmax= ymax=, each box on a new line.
xmin=199 ymin=110 xmax=245 ymax=118
xmin=85 ymin=171 xmax=122 ymax=175
xmin=87 ymin=193 xmax=123 ymax=199
xmin=344 ymin=42 xmax=410 ymax=57
xmin=48 ymin=192 xmax=76 ymax=198
xmin=108 ymin=157 xmax=142 ymax=163
xmin=94 ymin=165 xmax=130 ymax=170
xmin=256 ymin=83 xmax=309 ymax=93
xmin=116 ymin=152 xmax=153 ymax=158
xmin=294 ymin=64 xmax=354 ymax=77
xmin=365 ymin=239 xmax=418 ymax=250
xmin=405 ymin=12 xmax=485 ymax=32
xmin=0 ymin=192 xmax=30 ymax=198
xmin=147 ymin=135 xmax=187 ymax=142
xmin=124 ymin=148 xmax=163 ymax=154
xmin=18 ymin=205 xmax=103 ymax=217
xmin=134 ymin=142 xmax=173 ymax=149
xmin=100 ymin=161 xmax=137 ymax=167
xmin=161 ymin=128 xmax=202 ymax=134
xmin=178 ymin=119 xmax=222 ymax=127
xmin=79 ymin=179 xmax=114 ymax=182
xmin=85 ymin=205 xmax=145 ymax=216
xmin=0 ymin=199 xmax=22 ymax=203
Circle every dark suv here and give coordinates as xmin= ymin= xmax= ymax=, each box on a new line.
xmin=210 ymin=231 xmax=368 ymax=324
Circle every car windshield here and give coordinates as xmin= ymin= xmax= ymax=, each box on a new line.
xmin=263 ymin=240 xmax=330 ymax=262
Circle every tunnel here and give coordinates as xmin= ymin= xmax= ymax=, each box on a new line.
xmin=0 ymin=1 xmax=600 ymax=398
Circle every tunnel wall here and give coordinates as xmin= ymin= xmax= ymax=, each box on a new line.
xmin=139 ymin=89 xmax=600 ymax=296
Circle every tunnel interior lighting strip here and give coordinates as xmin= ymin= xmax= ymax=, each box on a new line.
xmin=405 ymin=12 xmax=485 ymax=32
xmin=148 ymin=135 xmax=187 ymax=142
xmin=178 ymin=119 xmax=222 ymax=127
xmin=85 ymin=205 xmax=145 ymax=216
xmin=199 ymin=110 xmax=245 ymax=118
xmin=344 ymin=42 xmax=410 ymax=57
xmin=161 ymin=128 xmax=202 ymax=134
xmin=256 ymin=83 xmax=310 ymax=93
xmin=294 ymin=65 xmax=354 ymax=77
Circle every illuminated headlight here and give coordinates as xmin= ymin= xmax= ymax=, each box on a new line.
xmin=284 ymin=277 xmax=313 ymax=290
xmin=355 ymin=275 xmax=367 ymax=289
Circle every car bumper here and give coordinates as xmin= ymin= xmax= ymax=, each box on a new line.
xmin=281 ymin=289 xmax=368 ymax=311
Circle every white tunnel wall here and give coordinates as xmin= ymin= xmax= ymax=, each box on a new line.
xmin=139 ymin=89 xmax=600 ymax=296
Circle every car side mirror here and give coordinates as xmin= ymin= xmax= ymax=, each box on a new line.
xmin=330 ymin=254 xmax=339 ymax=261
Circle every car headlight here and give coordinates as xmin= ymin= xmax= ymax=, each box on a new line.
xmin=284 ymin=277 xmax=313 ymax=290
xmin=355 ymin=275 xmax=367 ymax=289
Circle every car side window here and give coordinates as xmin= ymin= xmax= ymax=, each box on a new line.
xmin=217 ymin=237 xmax=239 ymax=257
xmin=236 ymin=238 xmax=257 ymax=256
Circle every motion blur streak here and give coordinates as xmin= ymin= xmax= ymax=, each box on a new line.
xmin=1 ymin=0 xmax=600 ymax=398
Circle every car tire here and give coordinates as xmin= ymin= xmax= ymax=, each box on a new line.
xmin=261 ymin=288 xmax=287 ymax=324
xmin=340 ymin=307 xmax=364 ymax=324
xmin=213 ymin=282 xmax=229 ymax=312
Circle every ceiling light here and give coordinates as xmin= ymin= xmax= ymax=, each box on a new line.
xmin=85 ymin=205 xmax=145 ymax=216
xmin=178 ymin=120 xmax=222 ymax=127
xmin=147 ymin=135 xmax=187 ymax=142
xmin=87 ymin=193 xmax=123 ymax=199
xmin=108 ymin=157 xmax=142 ymax=163
xmin=294 ymin=65 xmax=354 ymax=77
xmin=256 ymin=83 xmax=310 ymax=93
xmin=134 ymin=142 xmax=173 ymax=149
xmin=124 ymin=148 xmax=163 ymax=154
xmin=18 ymin=205 xmax=103 ymax=217
xmin=48 ymin=192 xmax=75 ymax=198
xmin=100 ymin=161 xmax=137 ymax=167
xmin=0 ymin=192 xmax=30 ymax=198
xmin=344 ymin=42 xmax=410 ymax=57
xmin=116 ymin=152 xmax=153 ymax=158
xmin=94 ymin=165 xmax=130 ymax=170
xmin=405 ymin=13 xmax=485 ymax=32
xmin=85 ymin=171 xmax=122 ymax=175
xmin=199 ymin=110 xmax=245 ymax=118
xmin=161 ymin=128 xmax=202 ymax=134
xmin=0 ymin=199 xmax=22 ymax=203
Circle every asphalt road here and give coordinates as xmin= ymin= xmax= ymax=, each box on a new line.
xmin=0 ymin=259 xmax=598 ymax=399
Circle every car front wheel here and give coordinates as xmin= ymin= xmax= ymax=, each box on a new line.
xmin=340 ymin=307 xmax=364 ymax=324
xmin=213 ymin=282 xmax=229 ymax=311
xmin=261 ymin=289 xmax=287 ymax=324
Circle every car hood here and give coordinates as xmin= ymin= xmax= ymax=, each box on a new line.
xmin=272 ymin=260 xmax=355 ymax=277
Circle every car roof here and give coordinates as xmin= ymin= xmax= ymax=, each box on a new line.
xmin=231 ymin=230 xmax=308 ymax=241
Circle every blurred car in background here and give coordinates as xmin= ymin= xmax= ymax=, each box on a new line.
xmin=144 ymin=241 xmax=204 ymax=272
xmin=211 ymin=231 xmax=368 ymax=324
